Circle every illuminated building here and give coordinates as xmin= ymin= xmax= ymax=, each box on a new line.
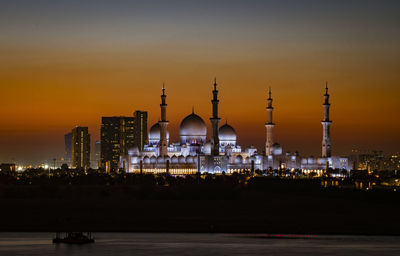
xmin=133 ymin=111 xmax=148 ymax=151
xmin=120 ymin=81 xmax=352 ymax=174
xmin=92 ymin=140 xmax=101 ymax=169
xmin=64 ymin=132 xmax=72 ymax=165
xmin=350 ymin=150 xmax=400 ymax=171
xmin=100 ymin=112 xmax=147 ymax=172
xmin=0 ymin=163 xmax=16 ymax=172
xmin=100 ymin=116 xmax=135 ymax=171
xmin=71 ymin=126 xmax=90 ymax=169
xmin=121 ymin=79 xmax=266 ymax=173
xmin=388 ymin=153 xmax=400 ymax=171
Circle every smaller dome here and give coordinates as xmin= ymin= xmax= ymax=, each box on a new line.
xmin=128 ymin=146 xmax=140 ymax=156
xmin=148 ymin=123 xmax=170 ymax=146
xmin=271 ymin=143 xmax=282 ymax=156
xmin=219 ymin=123 xmax=237 ymax=146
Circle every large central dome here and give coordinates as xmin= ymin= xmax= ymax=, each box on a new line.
xmin=180 ymin=112 xmax=207 ymax=144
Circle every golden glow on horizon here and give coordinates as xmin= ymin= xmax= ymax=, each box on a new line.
xmin=0 ymin=2 xmax=399 ymax=164
xmin=0 ymin=55 xmax=398 ymax=153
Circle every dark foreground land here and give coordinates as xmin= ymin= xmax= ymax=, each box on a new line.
xmin=0 ymin=175 xmax=399 ymax=235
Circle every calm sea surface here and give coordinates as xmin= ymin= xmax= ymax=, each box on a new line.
xmin=0 ymin=233 xmax=399 ymax=256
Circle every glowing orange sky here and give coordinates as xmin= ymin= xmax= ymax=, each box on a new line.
xmin=0 ymin=1 xmax=399 ymax=164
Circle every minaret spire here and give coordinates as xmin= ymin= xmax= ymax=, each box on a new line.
xmin=265 ymin=87 xmax=275 ymax=156
xmin=321 ymin=82 xmax=332 ymax=157
xmin=210 ymin=78 xmax=221 ymax=156
xmin=162 ymin=83 xmax=165 ymax=95
xmin=325 ymin=81 xmax=328 ymax=94
xmin=159 ymin=84 xmax=169 ymax=156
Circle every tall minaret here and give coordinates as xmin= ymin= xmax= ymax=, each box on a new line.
xmin=265 ymin=87 xmax=275 ymax=156
xmin=210 ymin=78 xmax=221 ymax=156
xmin=321 ymin=82 xmax=332 ymax=157
xmin=159 ymin=84 xmax=169 ymax=156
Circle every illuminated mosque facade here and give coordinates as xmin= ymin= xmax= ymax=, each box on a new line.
xmin=120 ymin=80 xmax=351 ymax=174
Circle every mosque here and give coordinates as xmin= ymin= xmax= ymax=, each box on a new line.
xmin=120 ymin=80 xmax=351 ymax=174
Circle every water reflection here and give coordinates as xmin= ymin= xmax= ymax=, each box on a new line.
xmin=0 ymin=233 xmax=399 ymax=256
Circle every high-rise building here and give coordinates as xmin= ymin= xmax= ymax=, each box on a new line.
xmin=64 ymin=132 xmax=72 ymax=165
xmin=133 ymin=111 xmax=148 ymax=151
xmin=100 ymin=116 xmax=135 ymax=171
xmin=71 ymin=126 xmax=90 ymax=169
xmin=92 ymin=140 xmax=101 ymax=169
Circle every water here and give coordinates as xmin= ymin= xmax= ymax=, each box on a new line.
xmin=0 ymin=233 xmax=399 ymax=256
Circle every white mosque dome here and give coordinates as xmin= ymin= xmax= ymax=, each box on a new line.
xmin=148 ymin=123 xmax=170 ymax=145
xmin=180 ymin=112 xmax=207 ymax=144
xmin=219 ymin=123 xmax=237 ymax=146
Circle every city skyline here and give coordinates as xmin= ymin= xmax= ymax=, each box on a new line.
xmin=1 ymin=82 xmax=397 ymax=166
xmin=0 ymin=0 xmax=399 ymax=164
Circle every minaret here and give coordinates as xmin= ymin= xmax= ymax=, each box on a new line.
xmin=321 ymin=82 xmax=332 ymax=157
xmin=265 ymin=87 xmax=275 ymax=156
xmin=159 ymin=84 xmax=169 ymax=156
xmin=210 ymin=78 xmax=221 ymax=156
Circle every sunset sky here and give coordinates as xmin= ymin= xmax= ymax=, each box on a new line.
xmin=0 ymin=0 xmax=399 ymax=165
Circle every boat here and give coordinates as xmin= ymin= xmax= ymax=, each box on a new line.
xmin=53 ymin=232 xmax=95 ymax=244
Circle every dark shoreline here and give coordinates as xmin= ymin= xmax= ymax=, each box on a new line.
xmin=1 ymin=195 xmax=399 ymax=235
xmin=1 ymin=178 xmax=399 ymax=235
